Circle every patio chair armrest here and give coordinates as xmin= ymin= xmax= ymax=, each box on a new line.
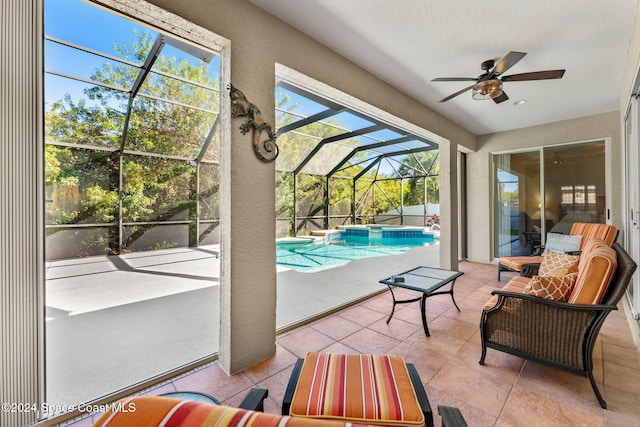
xmin=531 ymin=245 xmax=544 ymax=256
xmin=520 ymin=262 xmax=541 ymax=277
xmin=486 ymin=289 xmax=618 ymax=312
xmin=282 ymin=358 xmax=304 ymax=415
xmin=238 ymin=388 xmax=269 ymax=411
xmin=438 ymin=405 xmax=468 ymax=427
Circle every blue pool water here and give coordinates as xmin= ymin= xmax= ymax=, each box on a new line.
xmin=276 ymin=231 xmax=437 ymax=273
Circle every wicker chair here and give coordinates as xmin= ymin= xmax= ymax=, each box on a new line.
xmin=480 ymin=242 xmax=636 ymax=409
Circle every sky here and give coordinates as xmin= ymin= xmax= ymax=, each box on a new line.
xmin=44 ymin=0 xmax=220 ymax=109
xmin=44 ymin=0 xmax=428 ymax=177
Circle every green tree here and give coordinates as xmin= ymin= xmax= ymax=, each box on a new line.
xmin=274 ymin=90 xmax=441 ymax=234
xmin=45 ymin=31 xmax=219 ymax=256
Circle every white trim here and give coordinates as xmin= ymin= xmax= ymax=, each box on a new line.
xmin=92 ymin=0 xmax=229 ymax=53
xmin=275 ymin=63 xmax=449 ymax=147
xmin=491 ymin=137 xmax=610 ymax=156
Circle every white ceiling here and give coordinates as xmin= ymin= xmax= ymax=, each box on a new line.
xmin=250 ymin=0 xmax=638 ymax=135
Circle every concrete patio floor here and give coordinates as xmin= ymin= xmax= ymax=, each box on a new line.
xmin=45 ymin=243 xmax=441 ymax=407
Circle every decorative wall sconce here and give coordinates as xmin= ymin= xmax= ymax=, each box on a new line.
xmin=228 ymin=84 xmax=279 ymax=162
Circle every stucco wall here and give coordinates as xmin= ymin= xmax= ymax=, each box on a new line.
xmin=467 ymin=111 xmax=621 ymax=263
xmin=140 ymin=0 xmax=636 ymax=369
xmin=143 ymin=0 xmax=475 ymax=373
xmin=620 ymin=3 xmax=640 ymax=113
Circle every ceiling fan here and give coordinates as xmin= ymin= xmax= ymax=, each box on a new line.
xmin=432 ymin=51 xmax=565 ymax=103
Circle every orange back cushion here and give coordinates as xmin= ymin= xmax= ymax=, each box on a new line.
xmin=569 ymin=223 xmax=617 ymax=249
xmin=578 ymin=238 xmax=609 ymax=271
xmin=568 ymin=246 xmax=617 ymax=304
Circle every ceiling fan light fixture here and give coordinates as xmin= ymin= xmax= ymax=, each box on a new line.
xmin=472 ymin=79 xmax=503 ymax=100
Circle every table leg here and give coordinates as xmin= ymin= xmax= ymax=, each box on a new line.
xmin=420 ymin=293 xmax=430 ymax=336
xmin=450 ymin=280 xmax=460 ymax=312
xmin=386 ymin=284 xmax=396 ymax=324
xmin=386 ymin=285 xmax=422 ymax=325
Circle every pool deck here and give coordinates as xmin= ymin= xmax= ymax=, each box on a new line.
xmin=45 ymin=243 xmax=440 ymax=406
xmin=277 ymin=244 xmax=440 ymax=329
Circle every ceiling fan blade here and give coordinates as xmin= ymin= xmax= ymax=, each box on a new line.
xmin=431 ymin=77 xmax=478 ymax=82
xmin=492 ymin=91 xmax=509 ymax=104
xmin=439 ymin=84 xmax=475 ymax=102
xmin=491 ymin=51 xmax=527 ymax=76
xmin=501 ymin=70 xmax=566 ymax=81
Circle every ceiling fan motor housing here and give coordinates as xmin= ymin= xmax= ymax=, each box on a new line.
xmin=481 ymin=59 xmax=495 ymax=72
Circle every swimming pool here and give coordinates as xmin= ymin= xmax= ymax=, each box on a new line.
xmin=276 ymin=228 xmax=438 ymax=272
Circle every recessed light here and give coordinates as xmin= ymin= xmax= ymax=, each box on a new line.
xmin=514 ymin=100 xmax=527 ymax=106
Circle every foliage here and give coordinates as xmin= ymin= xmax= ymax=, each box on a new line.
xmin=274 ymin=91 xmax=441 ymax=236
xmin=45 ymin=31 xmax=219 ymax=257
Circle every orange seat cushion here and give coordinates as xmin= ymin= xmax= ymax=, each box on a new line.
xmin=482 ymin=277 xmax=530 ymax=309
xmin=499 ymin=255 xmax=544 ymax=271
xmin=94 ymin=396 xmax=356 ymax=427
xmin=290 ymin=352 xmax=425 ymax=426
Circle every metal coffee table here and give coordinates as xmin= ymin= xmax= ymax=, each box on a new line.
xmin=379 ymin=266 xmax=463 ymax=336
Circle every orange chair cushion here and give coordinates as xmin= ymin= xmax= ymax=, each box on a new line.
xmin=578 ymin=238 xmax=609 ymax=270
xmin=499 ymin=223 xmax=615 ymax=274
xmin=524 ymin=273 xmax=578 ymax=301
xmin=499 ymin=255 xmax=544 ymax=272
xmin=568 ymin=247 xmax=617 ymax=304
xmin=290 ymin=352 xmax=424 ymax=426
xmin=569 ymin=222 xmax=617 ymax=248
xmin=538 ymin=251 xmax=579 ymax=277
xmin=93 ymin=396 xmax=356 ymax=427
xmin=482 ymin=276 xmax=530 ymax=309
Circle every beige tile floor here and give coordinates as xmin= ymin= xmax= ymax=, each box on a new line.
xmin=67 ymin=261 xmax=640 ymax=427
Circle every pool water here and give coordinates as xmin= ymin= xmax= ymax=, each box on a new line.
xmin=276 ymin=233 xmax=437 ymax=273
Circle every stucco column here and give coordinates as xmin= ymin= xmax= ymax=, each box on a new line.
xmin=218 ymin=77 xmax=277 ymax=374
xmin=144 ymin=0 xmax=278 ymax=376
xmin=439 ymin=139 xmax=459 ymax=270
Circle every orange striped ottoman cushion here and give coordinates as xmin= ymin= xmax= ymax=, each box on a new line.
xmin=290 ymin=353 xmax=425 ymax=426
xmin=94 ymin=396 xmax=362 ymax=427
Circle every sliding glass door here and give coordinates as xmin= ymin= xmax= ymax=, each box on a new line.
xmin=543 ymin=142 xmax=606 ymax=232
xmin=493 ymin=141 xmax=606 ymax=258
xmin=493 ymin=151 xmax=541 ymax=257
xmin=624 ymin=98 xmax=640 ymax=321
